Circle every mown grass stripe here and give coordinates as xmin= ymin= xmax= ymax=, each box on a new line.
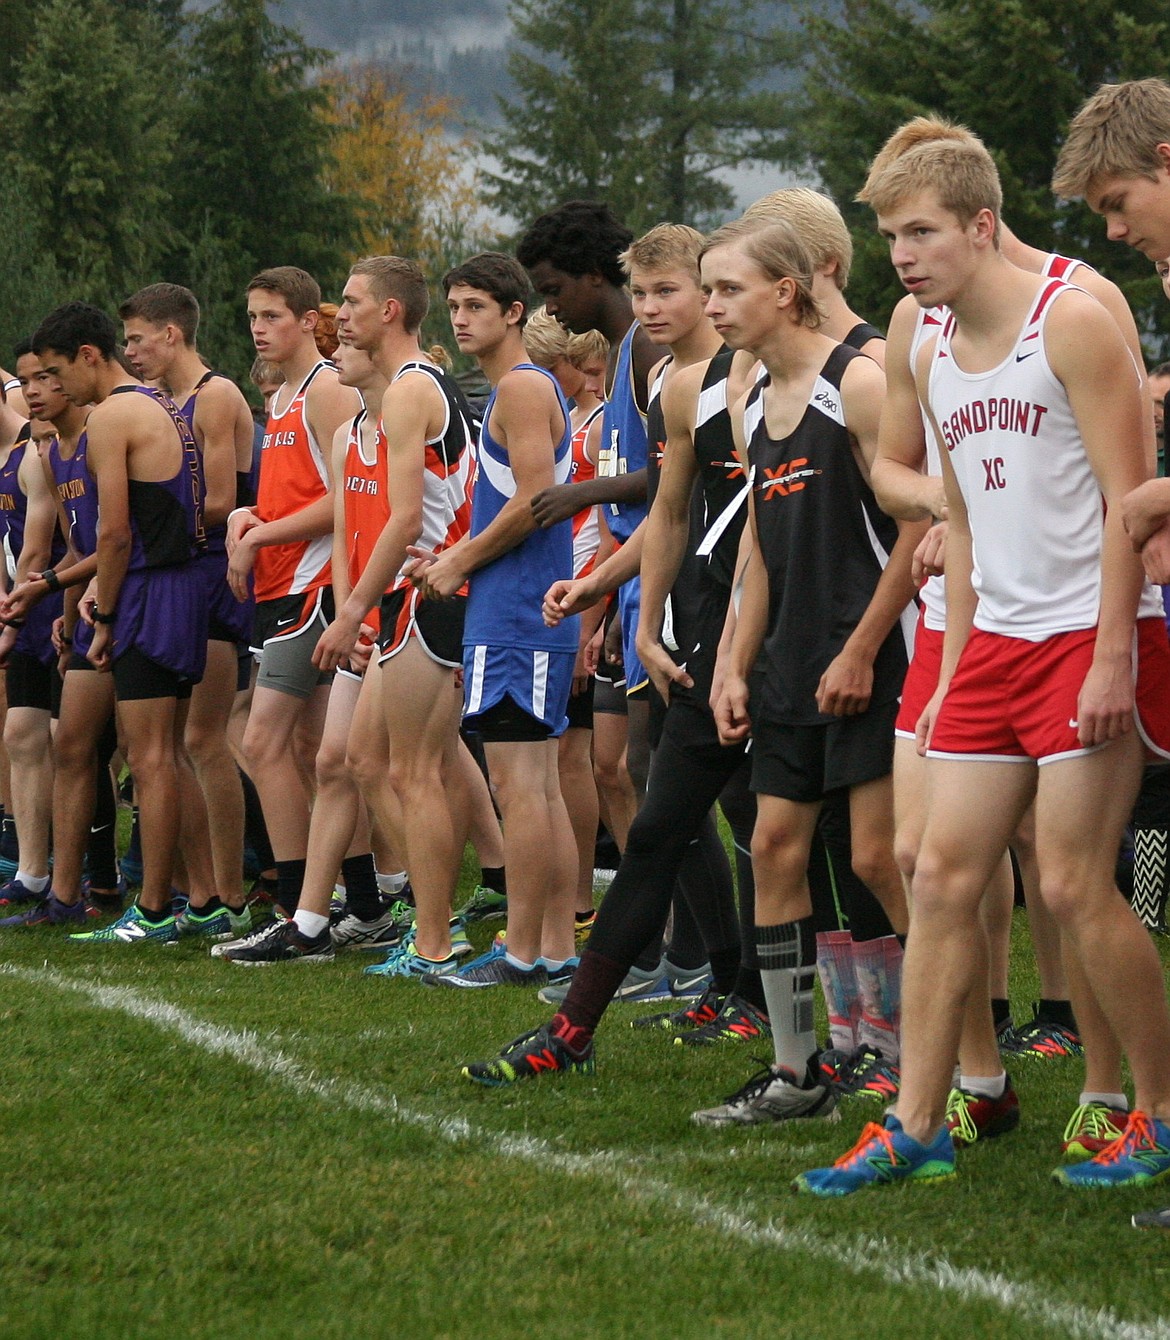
xmin=6 ymin=962 xmax=1168 ymax=1340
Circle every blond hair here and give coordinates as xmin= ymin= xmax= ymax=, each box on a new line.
xmin=620 ymin=223 xmax=705 ymax=283
xmin=1054 ymin=79 xmax=1170 ymax=198
xmin=565 ymin=328 xmax=608 ymax=370
xmin=249 ymin=357 xmax=284 ymax=391
xmin=862 ymin=138 xmax=1002 ymax=242
xmin=742 ymin=189 xmax=853 ymax=290
xmin=701 ymin=218 xmax=822 ymax=329
xmin=859 ymin=116 xmax=982 ymax=200
xmin=522 ymin=306 xmax=570 ymax=370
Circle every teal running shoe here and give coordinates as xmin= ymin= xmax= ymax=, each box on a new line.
xmin=363 ymin=940 xmax=461 ymax=978
xmin=1053 ymin=1111 xmax=1170 ymax=1188
xmin=70 ymin=903 xmax=178 ymax=945
xmin=794 ymin=1113 xmax=956 ymax=1197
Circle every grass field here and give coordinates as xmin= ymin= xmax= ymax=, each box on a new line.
xmin=2 ymin=865 xmax=1170 ymax=1340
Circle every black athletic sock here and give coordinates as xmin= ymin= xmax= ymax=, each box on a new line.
xmin=708 ymin=946 xmax=741 ymax=996
xmin=731 ymin=965 xmax=768 ymax=1013
xmin=0 ymin=813 xmax=17 ymax=862
xmin=665 ymin=890 xmax=707 ymax=971
xmin=87 ymin=750 xmax=119 ymax=890
xmin=559 ymin=949 xmax=635 ymax=1035
xmin=992 ymin=997 xmax=1012 ymax=1029
xmin=275 ymin=859 xmax=306 ymax=917
xmin=190 ymin=895 xmax=224 ymax=915
xmin=480 ymin=865 xmax=506 ymax=896
xmin=1038 ymin=997 xmax=1077 ymax=1031
xmin=138 ymin=903 xmax=173 ymax=925
xmin=241 ymin=770 xmax=273 ymax=874
xmin=341 ymin=853 xmax=381 ymax=921
xmin=125 ymin=808 xmax=142 ymax=865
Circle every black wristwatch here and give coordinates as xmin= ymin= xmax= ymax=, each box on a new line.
xmin=42 ymin=569 xmax=61 ymax=592
xmin=91 ymin=608 xmax=116 ymax=625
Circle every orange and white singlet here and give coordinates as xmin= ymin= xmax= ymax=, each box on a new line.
xmin=343 ymin=408 xmax=389 ymax=635
xmin=388 ymin=361 xmax=475 ymax=593
xmin=254 ymin=360 xmax=335 ymax=603
xmin=569 ymin=404 xmax=603 ymax=578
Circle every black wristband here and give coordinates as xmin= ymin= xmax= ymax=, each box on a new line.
xmin=3 ymin=618 xmax=25 ymax=629
xmin=91 ymin=609 xmax=116 ymax=625
xmin=60 ymin=635 xmax=72 ymax=646
xmin=43 ymin=570 xmax=61 ymax=592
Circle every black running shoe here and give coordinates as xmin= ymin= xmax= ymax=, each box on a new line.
xmin=220 ymin=919 xmax=334 ymax=965
xmin=632 ymin=982 xmax=724 ymax=1032
xmin=462 ymin=1024 xmax=595 ymax=1086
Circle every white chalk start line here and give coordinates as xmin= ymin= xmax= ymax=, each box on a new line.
xmin=4 ymin=962 xmax=1168 ymax=1340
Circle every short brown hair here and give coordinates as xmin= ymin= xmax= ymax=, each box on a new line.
xmin=742 ymin=189 xmax=854 ymax=290
xmin=118 ymin=283 xmax=200 ymax=345
xmin=620 ymin=223 xmax=705 ymax=283
xmin=862 ymin=138 xmax=1002 ymax=242
xmin=701 ymin=218 xmax=822 ymax=329
xmin=245 ymin=266 xmax=321 ymax=319
xmin=444 ymin=252 xmax=531 ymax=320
xmin=1054 ymin=79 xmax=1170 ymax=199
xmin=349 ymin=255 xmax=430 ymax=335
xmin=249 ymin=357 xmax=284 ymax=391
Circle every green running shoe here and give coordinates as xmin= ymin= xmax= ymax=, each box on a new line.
xmin=70 ymin=903 xmax=178 ymax=944
xmin=175 ymin=902 xmax=233 ymax=938
xmin=456 ymin=885 xmax=508 ymax=924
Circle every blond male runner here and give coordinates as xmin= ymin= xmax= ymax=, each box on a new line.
xmin=798 ymin=134 xmax=1170 ymax=1196
xmin=863 ymin=116 xmax=1153 ymax=1155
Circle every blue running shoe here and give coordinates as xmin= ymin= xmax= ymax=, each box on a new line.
xmin=69 ymin=903 xmax=178 ymax=944
xmin=0 ymin=891 xmax=87 ymax=928
xmin=0 ymin=878 xmax=47 ymax=909
xmin=363 ymin=941 xmax=462 ymax=978
xmin=1053 ymin=1111 xmax=1170 ymax=1188
xmin=794 ymin=1113 xmax=956 ymax=1197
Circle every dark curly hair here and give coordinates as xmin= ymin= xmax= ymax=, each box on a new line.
xmin=516 ymin=200 xmax=632 ymax=289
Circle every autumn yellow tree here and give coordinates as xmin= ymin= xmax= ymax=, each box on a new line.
xmin=322 ymin=64 xmax=490 ymax=262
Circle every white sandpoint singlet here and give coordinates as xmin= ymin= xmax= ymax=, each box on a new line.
xmin=928 ymin=278 xmax=1160 ymax=638
xmin=913 ymin=255 xmax=1096 ymax=632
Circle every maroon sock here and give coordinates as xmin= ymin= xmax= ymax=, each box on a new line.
xmin=550 ymin=1013 xmax=594 ymax=1057
xmin=556 ymin=949 xmax=631 ymax=1034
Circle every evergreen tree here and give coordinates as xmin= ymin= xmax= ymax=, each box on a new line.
xmin=792 ymin=0 xmax=1170 ymax=346
xmin=167 ymin=0 xmax=361 ymax=366
xmin=0 ymin=185 xmax=65 ymax=363
xmin=3 ymin=0 xmax=177 ymax=311
xmin=485 ymin=0 xmax=797 ymax=232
